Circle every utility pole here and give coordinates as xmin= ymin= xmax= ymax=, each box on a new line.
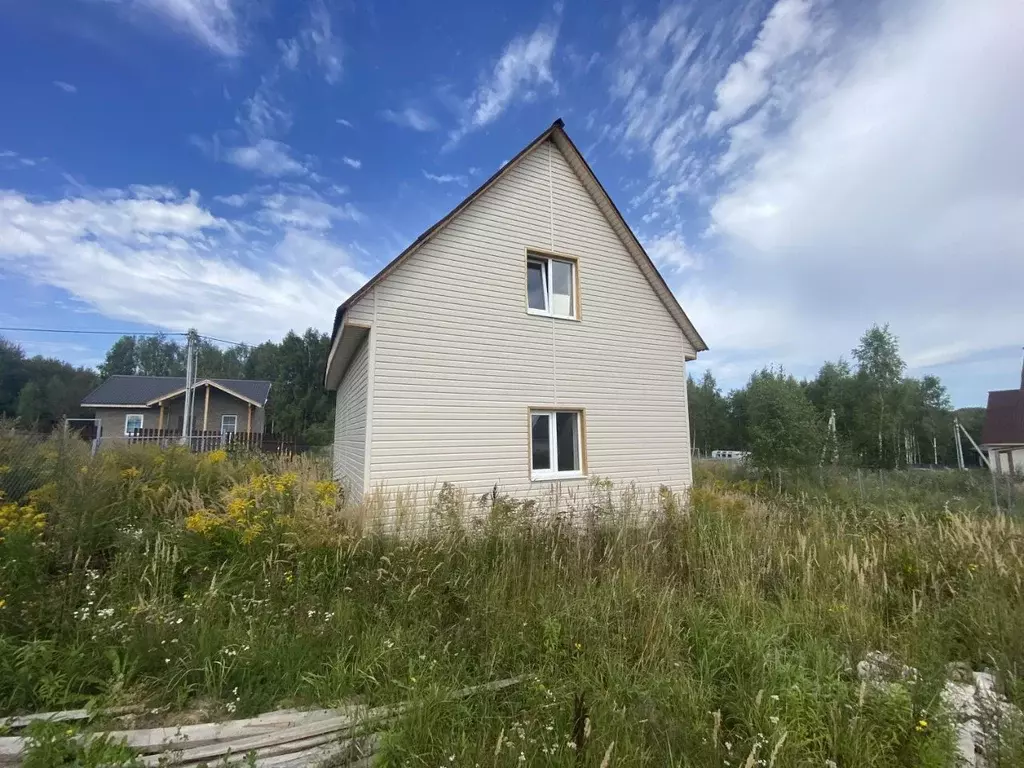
xmin=953 ymin=417 xmax=965 ymax=470
xmin=181 ymin=330 xmax=199 ymax=446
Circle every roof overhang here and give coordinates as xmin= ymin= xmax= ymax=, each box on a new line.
xmin=325 ymin=322 xmax=370 ymax=389
xmin=146 ymin=379 xmax=265 ymax=408
xmin=81 ymin=403 xmax=148 ymax=409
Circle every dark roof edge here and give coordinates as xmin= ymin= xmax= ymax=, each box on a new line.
xmin=552 ymin=127 xmax=708 ymax=353
xmin=330 ymin=118 xmax=565 ymax=344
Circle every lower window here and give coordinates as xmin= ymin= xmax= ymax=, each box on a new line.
xmin=124 ymin=414 xmax=144 ymax=435
xmin=221 ymin=414 xmax=237 ymax=434
xmin=530 ymin=409 xmax=584 ymax=479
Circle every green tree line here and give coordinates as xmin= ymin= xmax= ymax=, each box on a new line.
xmin=1 ymin=330 xmax=335 ymax=444
xmin=4 ymin=323 xmax=986 ymax=463
xmin=688 ymin=324 xmax=986 ymax=469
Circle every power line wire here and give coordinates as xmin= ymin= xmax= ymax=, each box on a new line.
xmin=0 ymin=326 xmax=187 ymax=337
xmin=2 ymin=327 xmax=255 ymax=354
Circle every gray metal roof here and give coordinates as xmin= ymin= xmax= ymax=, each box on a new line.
xmin=82 ymin=376 xmax=272 ymax=407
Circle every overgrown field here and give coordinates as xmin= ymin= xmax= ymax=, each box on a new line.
xmin=1 ymin=432 xmax=1023 ymax=766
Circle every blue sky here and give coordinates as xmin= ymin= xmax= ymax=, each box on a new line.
xmin=1 ymin=0 xmax=1021 ymax=407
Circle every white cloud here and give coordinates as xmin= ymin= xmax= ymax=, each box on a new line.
xmin=238 ymin=76 xmax=293 ymax=139
xmin=125 ymin=0 xmax=242 ymax=57
xmin=382 ymin=106 xmax=437 ymax=132
xmin=609 ymin=0 xmax=1024 ymax=398
xmin=336 ymin=118 xmax=353 ymax=128
xmin=449 ymin=16 xmax=560 ymax=144
xmin=259 ymin=192 xmax=363 ymax=229
xmin=224 ymin=140 xmax=307 ymax=177
xmin=303 ymin=0 xmax=343 ymax=84
xmin=215 ymin=193 xmax=248 ymax=207
xmin=341 ymin=156 xmax=361 ymax=169
xmin=277 ymin=38 xmax=301 ymax=70
xmin=645 ymin=232 xmax=697 ymax=272
xmin=0 ymin=187 xmax=368 ymax=343
xmin=706 ymin=0 xmax=821 ymax=131
xmin=53 ymin=80 xmax=77 ymax=94
xmin=699 ymin=0 xmax=1024 ymax=378
xmin=423 ymin=171 xmax=468 ymax=186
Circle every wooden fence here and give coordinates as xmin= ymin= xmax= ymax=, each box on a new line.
xmin=125 ymin=428 xmax=302 ymax=455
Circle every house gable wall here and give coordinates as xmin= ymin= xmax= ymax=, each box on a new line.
xmin=363 ymin=139 xmax=693 ymax=505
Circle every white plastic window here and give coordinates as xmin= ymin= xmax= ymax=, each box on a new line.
xmin=527 ymin=255 xmax=576 ymax=319
xmin=530 ymin=410 xmax=583 ymax=479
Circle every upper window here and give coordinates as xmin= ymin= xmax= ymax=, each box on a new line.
xmin=124 ymin=414 xmax=144 ymax=435
xmin=530 ymin=409 xmax=584 ymax=480
xmin=221 ymin=414 xmax=238 ymax=434
xmin=527 ymin=254 xmax=577 ymax=319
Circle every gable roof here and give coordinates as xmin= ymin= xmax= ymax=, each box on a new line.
xmin=327 ymin=119 xmax=707 ymax=381
xmin=82 ymin=376 xmax=272 ymax=408
xmin=980 ymin=388 xmax=1024 ymax=446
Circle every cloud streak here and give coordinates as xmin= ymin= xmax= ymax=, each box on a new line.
xmin=0 ymin=187 xmax=368 ymax=342
xmin=449 ymin=15 xmax=560 ymax=145
xmin=224 ymin=140 xmax=307 ymax=176
xmin=612 ymin=0 xmax=1024 ymax=393
xmin=381 ymin=106 xmax=438 ymax=132
xmin=126 ymin=0 xmax=243 ymax=57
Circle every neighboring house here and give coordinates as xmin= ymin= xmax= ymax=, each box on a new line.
xmin=980 ymin=359 xmax=1024 ymax=475
xmin=81 ymin=376 xmax=272 ymax=442
xmin=324 ymin=119 xmax=707 ymax=507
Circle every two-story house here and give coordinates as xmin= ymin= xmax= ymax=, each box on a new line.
xmin=324 ymin=119 xmax=707 ymax=508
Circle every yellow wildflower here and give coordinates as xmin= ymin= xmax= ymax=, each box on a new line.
xmin=206 ymin=449 xmax=228 ymax=465
xmin=915 ymin=719 xmax=929 ymax=732
xmin=121 ymin=467 xmax=141 ymax=480
xmin=314 ymin=480 xmax=338 ymax=505
xmin=0 ymin=598 xmax=6 ymax=610
xmin=274 ymin=472 xmax=298 ymax=493
xmin=241 ymin=523 xmax=264 ymax=545
xmin=184 ymin=510 xmax=220 ymax=535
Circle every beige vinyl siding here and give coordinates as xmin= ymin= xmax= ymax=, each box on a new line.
xmin=366 ymin=139 xmax=693 ymax=502
xmin=345 ymin=290 xmax=374 ymax=326
xmin=333 ymin=335 xmax=370 ymax=500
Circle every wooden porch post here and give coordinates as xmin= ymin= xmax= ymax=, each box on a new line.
xmin=202 ymin=385 xmax=210 ymax=432
xmin=157 ymin=403 xmax=165 ymax=430
xmin=247 ymin=404 xmax=252 ymax=434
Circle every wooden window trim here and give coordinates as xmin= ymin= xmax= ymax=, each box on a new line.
xmin=524 ymin=248 xmax=582 ymax=321
xmin=527 ymin=406 xmax=588 ymax=481
xmin=124 ymin=413 xmax=144 ymax=435
xmin=221 ymin=414 xmax=238 ymax=433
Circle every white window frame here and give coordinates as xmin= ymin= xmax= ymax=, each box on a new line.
xmin=124 ymin=413 xmax=144 ymax=435
xmin=530 ymin=409 xmax=585 ymax=481
xmin=526 ymin=254 xmax=577 ymax=320
xmin=221 ymin=414 xmax=238 ymax=434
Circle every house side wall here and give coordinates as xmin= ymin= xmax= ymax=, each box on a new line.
xmin=988 ymin=447 xmax=1024 ymax=475
xmin=187 ymin=389 xmax=265 ymax=434
xmin=92 ymin=407 xmax=160 ymax=441
xmin=90 ymin=391 xmax=265 ymax=444
xmin=334 ymin=335 xmax=370 ymax=501
xmin=367 ymin=139 xmax=693 ymax=508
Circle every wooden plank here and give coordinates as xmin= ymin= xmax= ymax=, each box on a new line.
xmin=1 ymin=705 xmax=142 ymax=730
xmin=140 ymin=706 xmax=392 ymax=766
xmin=254 ymin=734 xmax=379 ymax=768
xmin=104 ymin=708 xmax=349 ymax=752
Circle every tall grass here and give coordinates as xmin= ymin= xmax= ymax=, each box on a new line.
xmin=1 ymin=433 xmax=1022 ymax=766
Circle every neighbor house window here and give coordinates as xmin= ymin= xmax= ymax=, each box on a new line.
xmin=124 ymin=414 xmax=144 ymax=435
xmin=221 ymin=414 xmax=238 ymax=434
xmin=527 ymin=254 xmax=577 ymax=318
xmin=530 ymin=409 xmax=584 ymax=479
